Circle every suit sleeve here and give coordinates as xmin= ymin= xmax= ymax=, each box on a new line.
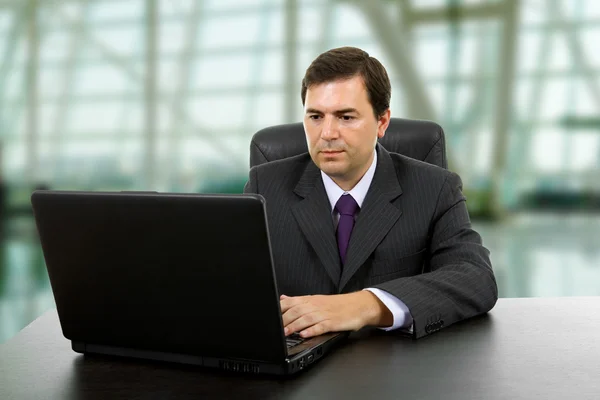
xmin=372 ymin=171 xmax=498 ymax=339
xmin=243 ymin=166 xmax=258 ymax=194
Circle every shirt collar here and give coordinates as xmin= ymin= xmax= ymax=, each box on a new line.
xmin=321 ymin=149 xmax=377 ymax=211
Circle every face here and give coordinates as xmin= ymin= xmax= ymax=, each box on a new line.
xmin=303 ymin=75 xmax=390 ymax=189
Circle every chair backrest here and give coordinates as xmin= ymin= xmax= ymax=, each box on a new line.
xmin=249 ymin=118 xmax=447 ymax=169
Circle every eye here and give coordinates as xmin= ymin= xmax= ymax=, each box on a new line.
xmin=309 ymin=114 xmax=321 ymax=120
xmin=341 ymin=115 xmax=354 ymax=121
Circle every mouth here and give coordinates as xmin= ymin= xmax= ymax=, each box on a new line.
xmin=321 ymin=150 xmax=344 ymax=155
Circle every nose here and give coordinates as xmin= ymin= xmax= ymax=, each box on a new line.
xmin=320 ymin=116 xmax=339 ymax=141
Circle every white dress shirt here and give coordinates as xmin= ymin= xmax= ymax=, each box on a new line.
xmin=320 ymin=150 xmax=414 ymax=332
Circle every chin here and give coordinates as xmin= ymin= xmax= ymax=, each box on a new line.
xmin=312 ymin=154 xmax=349 ymax=175
xmin=319 ymin=164 xmax=347 ymax=178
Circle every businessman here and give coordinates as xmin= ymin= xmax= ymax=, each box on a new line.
xmin=244 ymin=46 xmax=498 ymax=339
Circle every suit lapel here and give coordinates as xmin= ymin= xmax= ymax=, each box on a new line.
xmin=339 ymin=145 xmax=403 ymax=291
xmin=291 ymin=161 xmax=342 ymax=288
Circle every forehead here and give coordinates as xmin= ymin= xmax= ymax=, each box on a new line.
xmin=304 ymin=76 xmax=370 ymax=110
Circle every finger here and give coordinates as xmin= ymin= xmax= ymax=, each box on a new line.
xmin=280 ymin=295 xmax=305 ymax=313
xmin=299 ymin=320 xmax=331 ymax=338
xmin=282 ymin=303 xmax=316 ymax=328
xmin=285 ymin=312 xmax=327 ymax=336
xmin=280 ymin=294 xmax=288 ymax=299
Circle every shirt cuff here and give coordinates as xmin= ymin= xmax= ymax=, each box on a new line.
xmin=364 ymin=288 xmax=414 ymax=332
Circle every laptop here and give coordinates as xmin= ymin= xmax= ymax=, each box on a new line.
xmin=30 ymin=190 xmax=347 ymax=375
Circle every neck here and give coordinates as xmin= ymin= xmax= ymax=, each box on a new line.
xmin=331 ymin=178 xmax=359 ymax=192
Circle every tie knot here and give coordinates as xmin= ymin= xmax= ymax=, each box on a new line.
xmin=335 ymin=194 xmax=359 ymax=216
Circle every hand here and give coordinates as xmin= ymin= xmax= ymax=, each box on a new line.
xmin=280 ymin=291 xmax=393 ymax=338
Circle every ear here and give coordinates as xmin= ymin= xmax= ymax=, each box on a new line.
xmin=377 ymin=109 xmax=391 ymax=139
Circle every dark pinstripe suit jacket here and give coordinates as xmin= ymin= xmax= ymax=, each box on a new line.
xmin=243 ymin=144 xmax=498 ymax=338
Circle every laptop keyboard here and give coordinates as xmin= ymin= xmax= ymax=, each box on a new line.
xmin=286 ymin=333 xmax=306 ymax=348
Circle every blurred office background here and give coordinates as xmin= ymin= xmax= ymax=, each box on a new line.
xmin=1 ymin=0 xmax=599 ymax=343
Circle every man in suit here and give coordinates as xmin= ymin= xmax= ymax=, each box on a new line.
xmin=244 ymin=47 xmax=497 ymax=339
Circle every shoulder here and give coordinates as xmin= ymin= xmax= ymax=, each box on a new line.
xmin=386 ymin=152 xmax=463 ymax=198
xmin=390 ymin=151 xmax=455 ymax=178
xmin=386 ymin=153 xmax=465 ymax=214
xmin=247 ymin=153 xmax=313 ymax=194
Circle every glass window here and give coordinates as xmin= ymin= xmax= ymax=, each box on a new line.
xmin=159 ymin=0 xmax=197 ymax=17
xmin=1 ymin=104 xmax=24 ymax=140
xmin=249 ymin=92 xmax=285 ymax=128
xmin=580 ymin=27 xmax=600 ymax=67
xmin=331 ymin=3 xmax=373 ymax=41
xmin=193 ymin=53 xmax=255 ymax=89
xmin=39 ymin=31 xmax=72 ymax=63
xmin=159 ymin=21 xmax=187 ymax=54
xmin=257 ymin=50 xmax=283 ymax=85
xmin=187 ymin=95 xmax=247 ymax=129
xmin=264 ymin=8 xmax=283 ymax=46
xmin=567 ymin=132 xmax=599 ymax=171
xmin=574 ymin=77 xmax=600 ymax=115
xmin=547 ymin=33 xmax=572 ymax=72
xmin=39 ymin=67 xmax=67 ymax=98
xmin=0 ymin=10 xmax=13 ymax=31
xmin=517 ymin=30 xmax=544 ymax=74
xmin=539 ymin=78 xmax=570 ymax=120
xmin=66 ymin=102 xmax=127 ymax=135
xmin=91 ymin=26 xmax=143 ymax=57
xmin=3 ymin=143 xmax=26 ymax=178
xmin=198 ymin=13 xmax=263 ymax=49
xmin=88 ymin=0 xmax=143 ymax=23
xmin=416 ymin=36 xmax=450 ymax=79
xmin=531 ymin=129 xmax=566 ymax=172
xmin=204 ymin=0 xmax=282 ymax=12
xmin=74 ymin=64 xmax=134 ymax=95
xmin=585 ymin=0 xmax=600 ymax=19
xmin=37 ymin=104 xmax=59 ymax=138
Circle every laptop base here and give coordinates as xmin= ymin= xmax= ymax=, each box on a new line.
xmin=72 ymin=332 xmax=347 ymax=376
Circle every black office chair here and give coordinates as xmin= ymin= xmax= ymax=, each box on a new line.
xmin=249 ymin=118 xmax=447 ymax=169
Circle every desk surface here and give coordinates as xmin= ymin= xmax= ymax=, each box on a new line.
xmin=1 ymin=297 xmax=599 ymax=400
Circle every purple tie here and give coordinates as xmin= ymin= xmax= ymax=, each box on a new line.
xmin=335 ymin=194 xmax=359 ymax=266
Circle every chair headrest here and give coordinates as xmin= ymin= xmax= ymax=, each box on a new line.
xmin=249 ymin=118 xmax=447 ymax=169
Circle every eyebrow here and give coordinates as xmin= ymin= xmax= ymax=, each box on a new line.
xmin=305 ymin=108 xmax=360 ymax=115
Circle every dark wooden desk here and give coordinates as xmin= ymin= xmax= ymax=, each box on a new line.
xmin=1 ymin=297 xmax=599 ymax=400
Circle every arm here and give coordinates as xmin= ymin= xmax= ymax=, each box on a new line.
xmin=363 ymin=288 xmax=413 ymax=332
xmin=280 ymin=171 xmax=496 ymax=339
xmin=280 ymin=291 xmax=396 ymax=337
xmin=372 ymin=171 xmax=498 ymax=338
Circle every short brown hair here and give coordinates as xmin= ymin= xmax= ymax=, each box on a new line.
xmin=301 ymin=46 xmax=391 ymax=118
